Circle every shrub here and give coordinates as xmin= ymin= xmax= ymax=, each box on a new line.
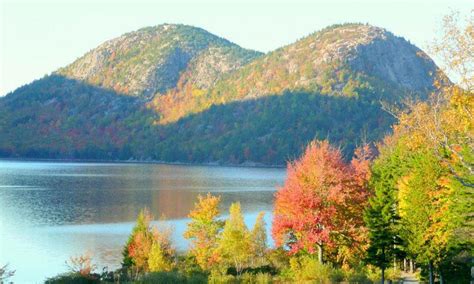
xmin=343 ymin=268 xmax=372 ymax=283
xmin=44 ymin=272 xmax=100 ymax=284
xmin=289 ymin=256 xmax=333 ymax=283
xmin=208 ymin=271 xmax=235 ymax=284
xmin=66 ymin=253 xmax=97 ymax=277
xmin=136 ymin=271 xmax=187 ymax=284
xmin=254 ymin=272 xmax=273 ymax=283
xmin=266 ymin=248 xmax=290 ymax=271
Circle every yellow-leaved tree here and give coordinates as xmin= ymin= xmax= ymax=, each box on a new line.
xmin=217 ymin=202 xmax=252 ymax=276
xmin=184 ymin=193 xmax=224 ymax=271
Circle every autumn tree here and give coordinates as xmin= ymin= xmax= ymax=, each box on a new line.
xmin=148 ymin=222 xmax=175 ymax=272
xmin=251 ymin=211 xmax=268 ymax=266
xmin=396 ymin=148 xmax=459 ymax=283
xmin=184 ymin=193 xmax=224 ymax=271
xmin=272 ymin=140 xmax=371 ymax=264
xmin=393 ymin=10 xmax=474 ymax=189
xmin=122 ymin=208 xmax=154 ymax=271
xmin=148 ymin=241 xmax=172 ymax=272
xmin=217 ymin=202 xmax=252 ymax=276
xmin=431 ymin=10 xmax=473 ymax=92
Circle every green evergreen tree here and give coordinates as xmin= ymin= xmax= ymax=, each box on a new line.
xmin=364 ymin=153 xmax=403 ymax=284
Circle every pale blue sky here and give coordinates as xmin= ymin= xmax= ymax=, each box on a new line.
xmin=1 ymin=0 xmax=472 ymax=96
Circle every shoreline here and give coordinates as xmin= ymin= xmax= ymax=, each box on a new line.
xmin=0 ymin=157 xmax=286 ymax=169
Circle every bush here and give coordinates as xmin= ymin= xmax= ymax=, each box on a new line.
xmin=343 ymin=268 xmax=372 ymax=283
xmin=289 ymin=256 xmax=333 ymax=283
xmin=207 ymin=271 xmax=273 ymax=284
xmin=365 ymin=266 xmax=401 ymax=283
xmin=136 ymin=271 xmax=187 ymax=284
xmin=44 ymin=272 xmax=100 ymax=284
xmin=208 ymin=271 xmax=235 ymax=283
xmin=266 ymin=248 xmax=290 ymax=271
xmin=254 ymin=272 xmax=273 ymax=284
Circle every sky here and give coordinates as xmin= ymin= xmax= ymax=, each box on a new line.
xmin=0 ymin=0 xmax=472 ymax=96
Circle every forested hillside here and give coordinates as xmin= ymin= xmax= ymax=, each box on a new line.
xmin=0 ymin=23 xmax=442 ymax=165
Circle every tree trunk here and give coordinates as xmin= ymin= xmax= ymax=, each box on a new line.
xmin=410 ymin=259 xmax=414 ymax=273
xmin=403 ymin=258 xmax=407 ymax=272
xmin=381 ymin=267 xmax=385 ymax=284
xmin=317 ymin=243 xmax=323 ymax=263
xmin=429 ymin=261 xmax=434 ymax=284
xmin=439 ymin=272 xmax=444 ymax=284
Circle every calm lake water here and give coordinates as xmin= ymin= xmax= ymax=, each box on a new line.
xmin=0 ymin=160 xmax=286 ymax=283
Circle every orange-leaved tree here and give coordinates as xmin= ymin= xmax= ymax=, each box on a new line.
xmin=272 ymin=140 xmax=371 ymax=264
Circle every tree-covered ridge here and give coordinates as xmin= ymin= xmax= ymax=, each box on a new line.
xmin=57 ymin=24 xmax=261 ymax=97
xmin=150 ymin=23 xmax=439 ymax=124
xmin=149 ymin=45 xmax=263 ymax=124
xmin=0 ymin=75 xmax=157 ymax=159
xmin=0 ymin=23 xmax=441 ymax=165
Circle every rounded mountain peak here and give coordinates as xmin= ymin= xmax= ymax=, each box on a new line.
xmin=57 ymin=24 xmax=256 ymax=97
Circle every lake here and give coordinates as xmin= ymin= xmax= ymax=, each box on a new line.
xmin=0 ymin=160 xmax=286 ymax=283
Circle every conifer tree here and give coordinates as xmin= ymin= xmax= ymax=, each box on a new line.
xmin=364 ymin=151 xmax=403 ymax=284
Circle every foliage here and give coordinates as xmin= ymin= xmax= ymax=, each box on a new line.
xmin=148 ymin=221 xmax=176 ymax=272
xmin=148 ymin=241 xmax=173 ymax=272
xmin=184 ymin=193 xmax=224 ymax=271
xmin=365 ymin=12 xmax=474 ymax=281
xmin=272 ymin=140 xmax=371 ymax=264
xmin=250 ymin=212 xmax=268 ymax=267
xmin=66 ymin=253 xmax=97 ymax=277
xmin=363 ymin=145 xmax=403 ymax=279
xmin=216 ymin=202 xmax=252 ymax=275
xmin=44 ymin=272 xmax=100 ymax=284
xmin=122 ymin=208 xmax=176 ymax=277
xmin=430 ymin=10 xmax=473 ymax=92
xmin=135 ymin=271 xmax=189 ymax=284
xmin=123 ymin=208 xmax=154 ymax=270
xmin=287 ymin=255 xmax=346 ymax=283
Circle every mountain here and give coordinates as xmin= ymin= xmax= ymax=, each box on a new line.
xmin=151 ymin=24 xmax=437 ymax=124
xmin=0 ymin=23 xmax=441 ymax=165
xmin=57 ymin=24 xmax=261 ymax=98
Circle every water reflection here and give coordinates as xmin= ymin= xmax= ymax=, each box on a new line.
xmin=0 ymin=160 xmax=285 ymax=283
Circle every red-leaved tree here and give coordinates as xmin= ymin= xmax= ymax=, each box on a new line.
xmin=272 ymin=140 xmax=371 ymax=264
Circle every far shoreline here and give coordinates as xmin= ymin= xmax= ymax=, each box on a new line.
xmin=0 ymin=157 xmax=286 ymax=169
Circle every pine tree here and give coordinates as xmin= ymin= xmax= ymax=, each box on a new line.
xmin=364 ymin=151 xmax=403 ymax=284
